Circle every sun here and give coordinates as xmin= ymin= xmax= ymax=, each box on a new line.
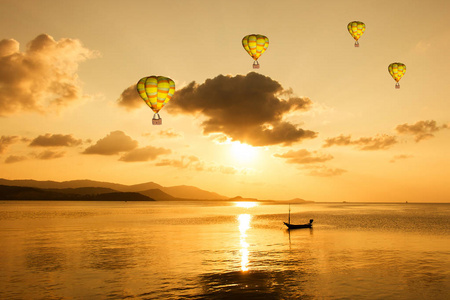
xmin=231 ymin=142 xmax=257 ymax=163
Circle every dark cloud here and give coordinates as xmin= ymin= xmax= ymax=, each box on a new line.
xmin=34 ymin=150 xmax=65 ymax=160
xmin=117 ymin=84 xmax=141 ymax=110
xmin=323 ymin=134 xmax=397 ymax=150
xmin=0 ymin=135 xmax=19 ymax=153
xmin=119 ymin=146 xmax=171 ymax=162
xmin=83 ymin=131 xmax=138 ymax=155
xmin=0 ymin=34 xmax=97 ymax=115
xmin=274 ymin=149 xmax=333 ymax=164
xmin=29 ymin=134 xmax=82 ymax=147
xmin=166 ymin=72 xmax=317 ymax=146
xmin=390 ymin=154 xmax=413 ymax=163
xmin=4 ymin=155 xmax=27 ymax=164
xmin=395 ymin=120 xmax=448 ymax=142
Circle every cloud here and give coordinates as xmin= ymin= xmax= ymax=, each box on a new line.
xmin=156 ymin=155 xmax=202 ymax=169
xmin=0 ymin=135 xmax=19 ymax=153
xmin=211 ymin=134 xmax=229 ymax=144
xmin=4 ymin=155 xmax=27 ymax=164
xmin=323 ymin=134 xmax=397 ymax=150
xmin=0 ymin=34 xmax=98 ymax=116
xmin=117 ymin=84 xmax=141 ymax=110
xmin=273 ymin=148 xmax=344 ymax=176
xmin=274 ymin=149 xmax=333 ymax=164
xmin=155 ymin=155 xmax=250 ymax=175
xmin=166 ymin=72 xmax=317 ymax=146
xmin=83 ymin=131 xmax=138 ymax=155
xmin=33 ymin=150 xmax=65 ymax=160
xmin=306 ymin=166 xmax=347 ymax=177
xmin=390 ymin=154 xmax=413 ymax=163
xmin=159 ymin=128 xmax=183 ymax=138
xmin=29 ymin=133 xmax=82 ymax=147
xmin=395 ymin=120 xmax=448 ymax=142
xmin=414 ymin=41 xmax=432 ymax=53
xmin=119 ymin=146 xmax=171 ymax=162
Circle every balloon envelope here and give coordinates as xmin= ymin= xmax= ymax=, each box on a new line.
xmin=242 ymin=34 xmax=269 ymax=61
xmin=388 ymin=63 xmax=406 ymax=82
xmin=348 ymin=21 xmax=365 ymax=45
xmin=137 ymin=76 xmax=175 ymax=113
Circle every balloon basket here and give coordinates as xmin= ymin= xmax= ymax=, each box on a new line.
xmin=354 ymin=41 xmax=359 ymax=47
xmin=253 ymin=61 xmax=260 ymax=69
xmin=152 ymin=113 xmax=162 ymax=125
xmin=395 ymin=83 xmax=400 ymax=89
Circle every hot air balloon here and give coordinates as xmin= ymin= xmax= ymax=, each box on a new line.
xmin=137 ymin=76 xmax=175 ymax=125
xmin=242 ymin=34 xmax=269 ymax=68
xmin=348 ymin=21 xmax=365 ymax=47
xmin=388 ymin=63 xmax=406 ymax=89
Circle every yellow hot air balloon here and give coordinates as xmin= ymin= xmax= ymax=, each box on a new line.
xmin=348 ymin=21 xmax=365 ymax=47
xmin=137 ymin=76 xmax=175 ymax=125
xmin=242 ymin=34 xmax=269 ymax=68
xmin=388 ymin=63 xmax=406 ymax=89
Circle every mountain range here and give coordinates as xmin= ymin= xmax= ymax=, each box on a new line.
xmin=0 ymin=178 xmax=312 ymax=202
xmin=0 ymin=178 xmax=228 ymax=201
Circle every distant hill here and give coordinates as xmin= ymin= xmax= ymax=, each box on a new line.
xmin=161 ymin=185 xmax=228 ymax=200
xmin=287 ymin=198 xmax=314 ymax=203
xmin=137 ymin=189 xmax=176 ymax=200
xmin=229 ymin=196 xmax=258 ymax=201
xmin=124 ymin=182 xmax=164 ymax=192
xmin=46 ymin=187 xmax=117 ymax=195
xmin=0 ymin=185 xmax=155 ymax=201
xmin=0 ymin=178 xmax=312 ymax=202
xmin=0 ymin=178 xmax=229 ymax=200
xmin=0 ymin=178 xmax=128 ymax=191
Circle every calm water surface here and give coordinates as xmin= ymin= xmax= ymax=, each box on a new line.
xmin=0 ymin=201 xmax=449 ymax=299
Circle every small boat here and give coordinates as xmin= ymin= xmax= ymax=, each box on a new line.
xmin=283 ymin=204 xmax=313 ymax=229
xmin=284 ymin=220 xmax=313 ymax=229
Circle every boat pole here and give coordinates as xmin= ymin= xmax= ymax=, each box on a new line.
xmin=288 ymin=204 xmax=291 ymax=224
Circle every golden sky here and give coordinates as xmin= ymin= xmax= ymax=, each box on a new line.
xmin=1 ymin=0 xmax=449 ymax=202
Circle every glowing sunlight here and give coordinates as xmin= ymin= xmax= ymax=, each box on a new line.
xmin=231 ymin=142 xmax=258 ymax=163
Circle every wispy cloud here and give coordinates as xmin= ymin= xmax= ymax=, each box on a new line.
xmin=4 ymin=155 xmax=27 ymax=164
xmin=166 ymin=72 xmax=317 ymax=147
xmin=323 ymin=134 xmax=397 ymax=150
xmin=390 ymin=154 xmax=413 ymax=163
xmin=158 ymin=128 xmax=183 ymax=138
xmin=0 ymin=34 xmax=98 ymax=115
xmin=29 ymin=134 xmax=82 ymax=147
xmin=396 ymin=120 xmax=448 ymax=142
xmin=83 ymin=131 xmax=138 ymax=155
xmin=273 ymin=148 xmax=344 ymax=176
xmin=119 ymin=146 xmax=171 ymax=162
xmin=0 ymin=135 xmax=19 ymax=153
xmin=306 ymin=165 xmax=347 ymax=177
xmin=156 ymin=155 xmax=199 ymax=169
xmin=273 ymin=149 xmax=333 ymax=164
xmin=33 ymin=150 xmax=65 ymax=160
xmin=156 ymin=155 xmax=251 ymax=175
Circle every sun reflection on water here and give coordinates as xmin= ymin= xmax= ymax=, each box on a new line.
xmin=238 ymin=214 xmax=251 ymax=272
xmin=235 ymin=202 xmax=258 ymax=209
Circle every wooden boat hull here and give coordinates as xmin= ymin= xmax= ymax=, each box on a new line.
xmin=284 ymin=222 xmax=312 ymax=229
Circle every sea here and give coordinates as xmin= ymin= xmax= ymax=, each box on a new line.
xmin=0 ymin=201 xmax=449 ymax=300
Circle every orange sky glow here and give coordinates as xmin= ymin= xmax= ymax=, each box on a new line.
xmin=1 ymin=0 xmax=449 ymax=202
